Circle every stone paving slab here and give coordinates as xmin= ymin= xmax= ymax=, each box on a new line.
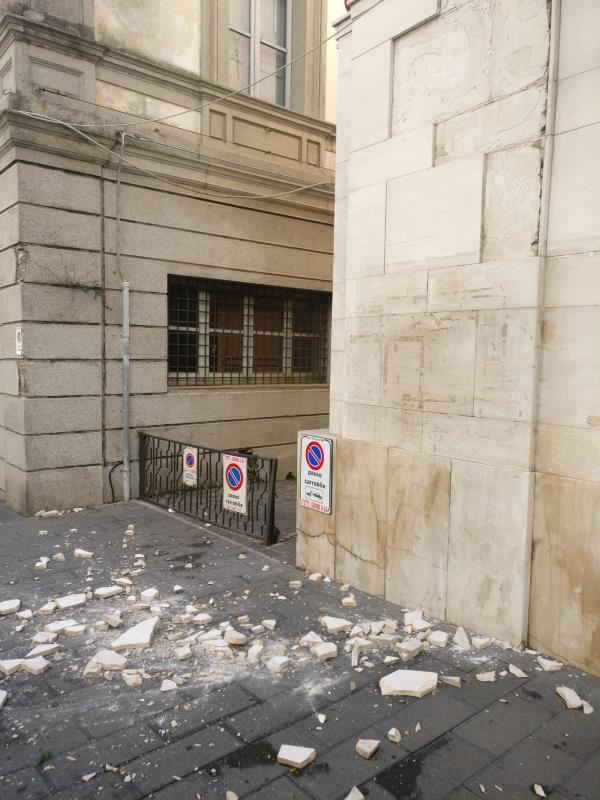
xmin=0 ymin=500 xmax=598 ymax=800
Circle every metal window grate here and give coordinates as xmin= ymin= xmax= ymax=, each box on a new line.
xmin=168 ymin=275 xmax=330 ymax=386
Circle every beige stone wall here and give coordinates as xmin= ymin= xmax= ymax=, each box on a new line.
xmin=0 ymin=9 xmax=334 ymax=514
xmin=529 ymin=0 xmax=600 ymax=675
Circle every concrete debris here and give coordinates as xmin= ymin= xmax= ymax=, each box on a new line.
xmin=583 ymin=701 xmax=594 ymax=715
xmin=94 ymin=586 xmax=124 ymax=599
xmin=74 ymin=549 xmax=94 ymax=559
xmin=410 ymin=618 xmax=431 ymax=633
xmin=247 ymin=644 xmax=264 ymax=663
xmin=37 ymin=602 xmax=57 ymax=615
xmin=193 ymin=613 xmax=213 ymax=625
xmin=34 ymin=561 xmax=47 ymax=571
xmin=537 ymin=656 xmax=562 ymax=672
xmin=342 ymin=596 xmax=357 ymax=608
xmin=340 ymin=584 xmax=351 ymax=592
xmin=140 ymin=588 xmax=159 ymax=602
xmin=476 ymin=672 xmax=497 ymax=683
xmin=534 ymin=785 xmax=547 ymax=798
xmin=224 ymin=629 xmax=248 ymax=646
xmin=508 ymin=664 xmax=528 ymax=678
xmin=388 ymin=727 xmax=402 ymax=743
xmin=52 ymin=553 xmax=66 ymax=562
xmin=0 ymin=689 xmax=7 ymax=711
xmin=174 ymin=644 xmax=192 ymax=661
xmin=114 ymin=577 xmax=133 ymax=588
xmin=397 ymin=638 xmax=423 ymax=662
xmin=262 ymin=619 xmax=277 ymax=631
xmin=26 ymin=643 xmax=60 ymax=658
xmin=266 ymin=656 xmax=289 ymax=672
xmin=93 ymin=649 xmax=127 ymax=670
xmin=225 ymin=792 xmax=239 ymax=800
xmin=344 ymin=788 xmax=364 ymax=800
xmin=289 ymin=580 xmax=302 ymax=589
xmin=427 ymin=630 xmax=449 ymax=647
xmin=252 ymin=624 xmax=266 ymax=635
xmin=441 ymin=676 xmax=462 ymax=688
xmin=122 ymin=670 xmax=143 ymax=687
xmin=103 ymin=612 xmax=123 ymax=629
xmin=33 ymin=631 xmax=57 ymax=644
xmin=95 ymin=621 xmax=109 ymax=632
xmin=472 ymin=637 xmax=492 ymax=651
xmin=64 ymin=624 xmax=85 ymax=636
xmin=237 ymin=615 xmax=250 ymax=624
xmin=160 ymin=679 xmax=178 ymax=692
xmin=308 ymin=573 xmax=323 ymax=582
xmin=55 ymin=593 xmax=87 ymax=611
xmin=172 ymin=585 xmax=184 ymax=594
xmin=380 ymin=670 xmax=438 ymax=698
xmin=556 ymin=686 xmax=584 ymax=710
xmin=0 ymin=599 xmax=24 ymax=619
xmin=320 ymin=616 xmax=352 ymax=635
xmin=311 ymin=642 xmax=338 ymax=662
xmin=300 ymin=631 xmax=324 ymax=647
xmin=356 ymin=738 xmax=380 ymax=759
xmin=454 ymin=626 xmax=471 ymax=650
xmin=384 ymin=656 xmax=399 ymax=665
xmin=21 ymin=657 xmax=51 ymax=675
xmin=111 ymin=617 xmax=159 ymax=651
xmin=369 ymin=633 xmax=399 ymax=646
xmin=44 ymin=619 xmax=77 ymax=633
xmin=83 ymin=659 xmax=103 ymax=678
xmin=0 ymin=659 xmax=24 ymax=676
xmin=16 ymin=610 xmax=33 ymax=620
xmin=317 ymin=713 xmax=326 ymax=724
xmin=277 ymin=744 xmax=316 ymax=769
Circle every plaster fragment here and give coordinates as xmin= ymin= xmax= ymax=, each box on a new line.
xmin=356 ymin=738 xmax=380 ymax=759
xmin=277 ymin=744 xmax=316 ymax=769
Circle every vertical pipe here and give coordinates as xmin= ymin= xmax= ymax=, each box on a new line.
xmin=122 ymin=280 xmax=130 ymax=502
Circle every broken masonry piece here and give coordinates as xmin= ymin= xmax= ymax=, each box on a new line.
xmin=453 ymin=626 xmax=471 ymax=650
xmin=277 ymin=744 xmax=316 ymax=769
xmin=355 ymin=739 xmax=380 ymax=759
xmin=379 ymin=670 xmax=438 ymax=698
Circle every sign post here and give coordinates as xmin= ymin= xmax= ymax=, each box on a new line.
xmin=299 ymin=434 xmax=332 ymax=514
xmin=223 ymin=454 xmax=248 ymax=514
xmin=182 ymin=447 xmax=198 ymax=487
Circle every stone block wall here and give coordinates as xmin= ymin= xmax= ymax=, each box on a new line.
xmin=299 ymin=0 xmax=600 ymax=674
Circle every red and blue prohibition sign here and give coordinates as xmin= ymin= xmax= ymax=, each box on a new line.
xmin=305 ymin=440 xmax=325 ymax=471
xmin=225 ymin=463 xmax=244 ymax=492
xmin=184 ymin=452 xmax=196 ymax=468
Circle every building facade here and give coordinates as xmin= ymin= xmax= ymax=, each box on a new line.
xmin=298 ymin=0 xmax=600 ymax=675
xmin=0 ymin=0 xmax=335 ymax=514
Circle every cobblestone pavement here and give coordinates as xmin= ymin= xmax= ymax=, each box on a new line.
xmin=0 ymin=501 xmax=598 ymax=800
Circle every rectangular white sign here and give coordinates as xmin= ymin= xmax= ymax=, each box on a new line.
xmin=182 ymin=446 xmax=198 ymax=487
xmin=223 ymin=453 xmax=248 ymax=514
xmin=15 ymin=327 xmax=22 ymax=357
xmin=299 ymin=434 xmax=332 ymax=514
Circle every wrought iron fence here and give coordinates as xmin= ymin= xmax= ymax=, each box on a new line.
xmin=138 ymin=432 xmax=279 ymax=545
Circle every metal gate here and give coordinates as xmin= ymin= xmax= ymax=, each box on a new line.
xmin=138 ymin=432 xmax=279 ymax=544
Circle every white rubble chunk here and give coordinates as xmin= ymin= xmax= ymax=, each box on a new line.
xmin=397 ymin=638 xmax=423 ymax=662
xmin=0 ymin=689 xmax=7 ymax=711
xmin=277 ymin=744 xmax=316 ymax=769
xmin=534 ymin=785 xmax=547 ymax=798
xmin=320 ymin=616 xmax=352 ymax=635
xmin=582 ymin=701 xmax=594 ymax=715
xmin=340 ymin=584 xmax=351 ymax=592
xmin=32 ymin=631 xmax=57 ymax=644
xmin=193 ymin=613 xmax=213 ymax=626
xmin=173 ymin=585 xmax=184 ymax=593
xmin=317 ymin=714 xmax=326 ymax=724
xmin=55 ymin=593 xmax=87 ymax=611
xmin=247 ymin=644 xmax=264 ymax=663
xmin=311 ymin=642 xmax=338 ymax=662
xmin=34 ymin=561 xmax=47 ymax=571
xmin=237 ymin=615 xmax=250 ymax=624
xmin=36 ymin=601 xmax=57 ymax=616
xmin=344 ymin=788 xmax=365 ymax=800
xmin=114 ymin=577 xmax=133 ymax=588
xmin=289 ymin=580 xmax=302 ymax=589
xmin=95 ymin=621 xmax=108 ymax=632
xmin=252 ymin=624 xmax=266 ymax=635
xmin=472 ymin=637 xmax=492 ymax=651
xmin=476 ymin=671 xmax=497 ymax=683
xmin=342 ymin=596 xmax=357 ymax=608
xmin=161 ymin=679 xmax=177 ymax=692
xmin=122 ymin=670 xmax=143 ymax=687
xmin=26 ymin=643 xmax=60 ymax=658
xmin=174 ymin=645 xmax=192 ymax=661
xmin=369 ymin=633 xmax=399 ymax=646
xmin=197 ymin=629 xmax=222 ymax=643
xmin=266 ymin=656 xmax=289 ymax=672
xmin=427 ymin=630 xmax=449 ymax=648
xmin=441 ymin=676 xmax=462 ymax=688
xmin=140 ymin=587 xmax=159 ymax=602
xmin=74 ymin=549 xmax=94 ymax=559
xmin=0 ymin=600 xmax=21 ymax=616
xmin=300 ymin=631 xmax=324 ymax=647
xmin=44 ymin=618 xmax=77 ymax=633
xmin=410 ymin=618 xmax=431 ymax=633
xmin=94 ymin=586 xmax=124 ymax=599
xmin=404 ymin=609 xmax=424 ymax=626
xmin=262 ymin=619 xmax=277 ymax=631
xmin=52 ymin=553 xmax=65 ymax=562
xmin=17 ymin=610 xmax=33 ymax=620
xmin=509 ymin=663 xmax=528 ymax=678
xmin=0 ymin=659 xmax=24 ymax=675
xmin=308 ymin=573 xmax=323 ymax=582
xmin=224 ymin=629 xmax=248 ymax=646
xmin=225 ymin=792 xmax=239 ymax=800
xmin=384 ymin=656 xmax=399 ymax=665
xmin=94 ymin=649 xmax=127 ymax=670
xmin=64 ymin=624 xmax=85 ymax=636
xmin=454 ymin=626 xmax=471 ymax=650
xmin=21 ymin=657 xmax=51 ymax=675
xmin=380 ymin=670 xmax=438 ymax=698
xmin=556 ymin=686 xmax=584 ymax=710
xmin=111 ymin=617 xmax=159 ymax=651
xmin=103 ymin=612 xmax=123 ymax=628
xmin=356 ymin=738 xmax=380 ymax=759
xmin=83 ymin=659 xmax=102 ymax=678
xmin=388 ymin=727 xmax=402 ymax=743
xmin=537 ymin=656 xmax=562 ymax=672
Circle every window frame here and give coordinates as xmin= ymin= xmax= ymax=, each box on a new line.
xmin=228 ymin=0 xmax=292 ymax=108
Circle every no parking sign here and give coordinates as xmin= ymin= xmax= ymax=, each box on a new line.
xmin=300 ymin=434 xmax=332 ymax=514
xmin=223 ymin=454 xmax=248 ymax=514
xmin=182 ymin=447 xmax=198 ymax=487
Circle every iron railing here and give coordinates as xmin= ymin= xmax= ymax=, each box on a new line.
xmin=138 ymin=432 xmax=279 ymax=545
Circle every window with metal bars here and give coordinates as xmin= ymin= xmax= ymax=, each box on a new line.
xmin=168 ymin=276 xmax=330 ymax=386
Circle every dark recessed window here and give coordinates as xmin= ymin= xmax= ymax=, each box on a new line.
xmin=167 ymin=276 xmax=330 ymax=386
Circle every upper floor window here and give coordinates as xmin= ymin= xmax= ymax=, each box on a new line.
xmin=228 ymin=0 xmax=290 ymax=107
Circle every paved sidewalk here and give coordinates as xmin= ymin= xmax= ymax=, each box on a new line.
xmin=0 ymin=501 xmax=598 ymax=800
